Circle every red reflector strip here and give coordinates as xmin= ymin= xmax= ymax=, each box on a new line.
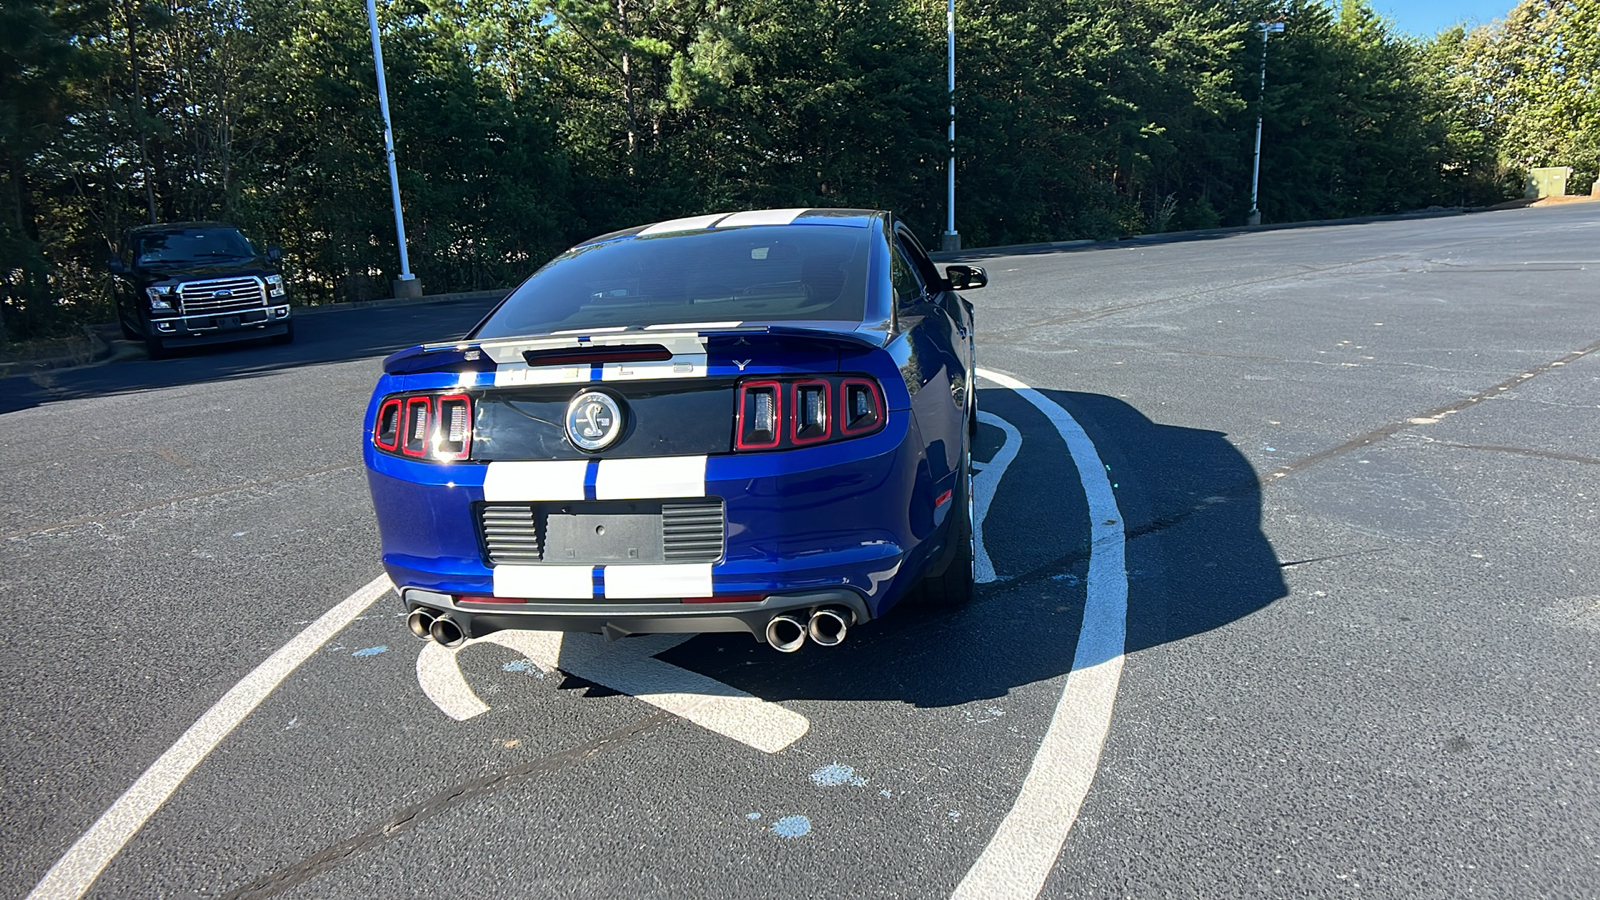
xmin=682 ymin=593 xmax=766 ymax=604
xmin=935 ymin=489 xmax=953 ymax=508
xmin=458 ymin=595 xmax=526 ymax=605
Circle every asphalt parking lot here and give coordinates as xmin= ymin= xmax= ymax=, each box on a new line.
xmin=3 ymin=202 xmax=1596 ymax=899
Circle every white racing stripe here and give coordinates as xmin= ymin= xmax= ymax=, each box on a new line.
xmin=482 ymin=460 xmax=588 ymax=502
xmin=493 ymin=565 xmax=595 ymax=600
xmin=637 ymin=213 xmax=729 ymax=235
xmin=27 ymin=574 xmax=395 ymax=900
xmin=603 ymin=563 xmax=713 ymax=599
xmin=715 ymin=208 xmax=808 ymax=227
xmin=595 ymin=455 xmax=707 ymax=500
xmin=952 ymin=369 xmax=1128 ymax=900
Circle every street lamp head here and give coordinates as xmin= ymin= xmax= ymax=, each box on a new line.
xmin=1257 ymin=21 xmax=1285 ymax=34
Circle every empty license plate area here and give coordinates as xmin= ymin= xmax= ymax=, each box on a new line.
xmin=542 ymin=501 xmax=665 ymax=564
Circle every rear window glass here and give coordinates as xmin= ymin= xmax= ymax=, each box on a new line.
xmin=133 ymin=228 xmax=256 ymax=264
xmin=472 ymin=225 xmax=870 ymax=339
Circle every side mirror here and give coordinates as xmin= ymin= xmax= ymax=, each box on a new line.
xmin=945 ymin=264 xmax=987 ymax=291
xmin=108 ymin=257 xmax=127 ymax=275
xmin=266 ymin=245 xmax=282 ymax=264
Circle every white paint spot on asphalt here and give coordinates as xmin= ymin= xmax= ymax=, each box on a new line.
xmin=28 ymin=574 xmax=395 ymax=900
xmin=810 ymin=764 xmax=867 ymax=787
xmin=879 ymin=789 xmax=892 ymax=798
xmin=974 ymin=410 xmax=1023 ymax=585
xmin=771 ymin=815 xmax=811 ymax=838
xmin=747 ymin=812 xmax=761 ymax=820
xmin=953 ymin=369 xmax=1128 ymax=900
xmin=416 ymin=630 xmax=809 ymax=753
xmin=352 ymin=646 xmax=387 ymax=657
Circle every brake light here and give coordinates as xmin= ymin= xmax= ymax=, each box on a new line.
xmin=840 ymin=378 xmax=883 ymax=435
xmin=373 ymin=398 xmax=402 ymax=452
xmin=733 ymin=375 xmax=884 ymax=451
xmin=736 ymin=381 xmax=783 ymax=450
xmin=435 ymin=394 xmax=473 ymax=461
xmin=791 ymin=380 xmax=831 ymax=444
xmin=374 ymin=392 xmax=475 ymax=462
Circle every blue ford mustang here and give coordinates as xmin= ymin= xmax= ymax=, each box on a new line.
xmin=364 ymin=208 xmax=986 ymax=651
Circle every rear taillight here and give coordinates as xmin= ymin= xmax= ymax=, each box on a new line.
xmin=840 ymin=378 xmax=883 ymax=435
xmin=735 ymin=375 xmax=884 ymax=451
xmin=374 ymin=393 xmax=474 ymax=462
xmin=373 ymin=398 xmax=402 ymax=452
xmin=736 ymin=381 xmax=783 ymax=450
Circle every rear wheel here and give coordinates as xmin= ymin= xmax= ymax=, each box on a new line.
xmin=920 ymin=440 xmax=974 ymax=608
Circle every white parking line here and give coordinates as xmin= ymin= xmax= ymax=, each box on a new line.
xmin=973 ymin=410 xmax=1023 ymax=584
xmin=416 ymin=629 xmax=810 ymax=754
xmin=27 ymin=574 xmax=395 ymax=900
xmin=953 ymin=369 xmax=1128 ymax=900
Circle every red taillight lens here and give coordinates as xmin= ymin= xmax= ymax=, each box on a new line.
xmin=733 ymin=375 xmax=885 ymax=451
xmin=840 ymin=378 xmax=884 ymax=435
xmin=401 ymin=396 xmax=431 ymax=457
xmin=790 ymin=380 xmax=831 ymax=444
xmin=736 ymin=381 xmax=782 ymax=450
xmin=373 ymin=398 xmax=402 ymax=451
xmin=376 ymin=393 xmax=475 ymax=462
xmin=434 ymin=394 xmax=473 ymax=461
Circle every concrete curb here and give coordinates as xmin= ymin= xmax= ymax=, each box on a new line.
xmin=3 ymin=202 xmax=1563 ymax=373
xmin=929 ymin=205 xmax=1474 ymax=261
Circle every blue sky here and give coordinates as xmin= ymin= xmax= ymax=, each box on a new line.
xmin=1374 ymin=0 xmax=1518 ymax=36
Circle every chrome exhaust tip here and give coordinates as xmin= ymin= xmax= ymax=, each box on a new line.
xmin=764 ymin=614 xmax=807 ymax=653
xmin=807 ymin=607 xmax=853 ymax=647
xmin=429 ymin=615 xmax=466 ymax=648
xmin=406 ymin=608 xmax=437 ymax=641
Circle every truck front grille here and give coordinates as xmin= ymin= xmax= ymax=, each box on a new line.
xmin=179 ymin=277 xmax=267 ymax=315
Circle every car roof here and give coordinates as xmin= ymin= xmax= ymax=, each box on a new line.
xmin=127 ymin=221 xmax=241 ymax=235
xmin=573 ymin=208 xmax=885 ymax=250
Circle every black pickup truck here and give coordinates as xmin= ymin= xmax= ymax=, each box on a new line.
xmin=109 ymin=222 xmax=294 ymax=359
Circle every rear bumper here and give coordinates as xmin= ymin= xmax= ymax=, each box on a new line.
xmin=367 ymin=414 xmax=946 ymax=632
xmin=401 ymin=587 xmax=870 ymax=642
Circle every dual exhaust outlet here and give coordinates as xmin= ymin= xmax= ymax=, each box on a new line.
xmin=409 ymin=605 xmax=854 ymax=653
xmin=765 ymin=607 xmax=854 ymax=653
xmin=407 ymin=608 xmax=465 ymax=648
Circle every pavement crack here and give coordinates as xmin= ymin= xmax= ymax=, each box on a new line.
xmin=1262 ymin=338 xmax=1600 ymax=482
xmin=1 ymin=463 xmax=359 ymax=539
xmin=218 ymin=711 xmax=674 ymax=900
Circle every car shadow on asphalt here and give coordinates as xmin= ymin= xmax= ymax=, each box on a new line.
xmin=0 ymin=298 xmax=501 ymax=415
xmin=656 ymin=388 xmax=1288 ymax=707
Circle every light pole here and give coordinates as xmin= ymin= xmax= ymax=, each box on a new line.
xmin=1248 ymin=20 xmax=1284 ymax=227
xmin=366 ymin=0 xmax=421 ymax=298
xmin=940 ymin=0 xmax=959 ymax=252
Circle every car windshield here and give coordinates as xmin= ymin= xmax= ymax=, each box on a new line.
xmin=134 ymin=228 xmax=256 ymax=264
xmin=472 ymin=224 xmax=871 ymax=340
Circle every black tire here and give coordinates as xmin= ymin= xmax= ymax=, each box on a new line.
xmin=270 ymin=319 xmax=295 ymax=345
xmin=919 ymin=441 xmax=974 ymax=608
xmin=118 ymin=317 xmax=139 ymax=341
xmin=143 ymin=333 xmax=168 ymax=360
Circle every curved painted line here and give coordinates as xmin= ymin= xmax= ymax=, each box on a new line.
xmin=28 ymin=574 xmax=395 ymax=900
xmin=973 ymin=410 xmax=1022 ymax=584
xmin=952 ymin=369 xmax=1128 ymax=900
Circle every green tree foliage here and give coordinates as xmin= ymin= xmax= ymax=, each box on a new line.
xmin=1 ymin=0 xmax=1588 ymax=342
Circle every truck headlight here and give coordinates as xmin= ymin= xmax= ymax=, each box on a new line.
xmin=266 ymin=274 xmax=285 ymax=297
xmin=145 ymin=287 xmax=175 ymax=311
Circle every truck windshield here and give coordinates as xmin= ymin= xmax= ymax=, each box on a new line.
xmin=472 ymin=224 xmax=871 ymax=340
xmin=134 ymin=228 xmax=256 ymax=264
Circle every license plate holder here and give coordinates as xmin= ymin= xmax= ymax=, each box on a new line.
xmin=541 ymin=501 xmax=664 ymax=564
